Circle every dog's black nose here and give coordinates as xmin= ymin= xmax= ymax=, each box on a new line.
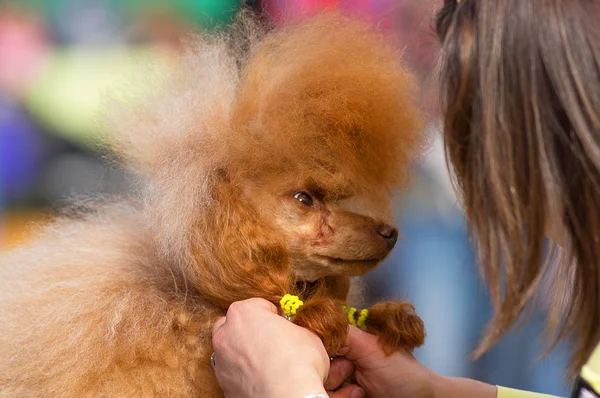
xmin=377 ymin=224 xmax=398 ymax=249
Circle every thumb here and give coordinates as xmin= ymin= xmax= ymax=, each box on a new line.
xmin=243 ymin=297 xmax=278 ymax=314
xmin=248 ymin=297 xmax=279 ymax=315
xmin=228 ymin=298 xmax=279 ymax=317
xmin=340 ymin=325 xmax=383 ymax=362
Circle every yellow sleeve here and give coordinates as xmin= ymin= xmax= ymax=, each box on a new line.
xmin=582 ymin=344 xmax=600 ymax=392
xmin=497 ymin=386 xmax=560 ymax=398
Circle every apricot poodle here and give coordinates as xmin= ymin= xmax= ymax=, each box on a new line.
xmin=0 ymin=11 xmax=425 ymax=397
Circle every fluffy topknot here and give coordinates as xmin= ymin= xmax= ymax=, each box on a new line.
xmin=233 ymin=13 xmax=423 ymax=192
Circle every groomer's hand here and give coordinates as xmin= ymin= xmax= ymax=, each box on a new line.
xmin=325 ymin=326 xmax=434 ymax=397
xmin=212 ymin=298 xmax=364 ymax=398
xmin=325 ymin=326 xmax=496 ymax=398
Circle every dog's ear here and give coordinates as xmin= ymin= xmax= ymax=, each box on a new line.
xmin=186 ymin=183 xmax=292 ymax=307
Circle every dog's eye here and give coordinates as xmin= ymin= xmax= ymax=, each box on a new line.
xmin=293 ymin=191 xmax=314 ymax=207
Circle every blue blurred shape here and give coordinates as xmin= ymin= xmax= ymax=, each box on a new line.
xmin=0 ymin=96 xmax=43 ymax=202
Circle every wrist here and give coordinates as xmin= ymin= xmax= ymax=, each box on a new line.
xmin=433 ymin=375 xmax=497 ymax=398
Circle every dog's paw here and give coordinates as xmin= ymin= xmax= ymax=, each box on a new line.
xmin=364 ymin=301 xmax=425 ymax=355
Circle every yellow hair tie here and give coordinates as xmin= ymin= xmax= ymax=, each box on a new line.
xmin=344 ymin=306 xmax=357 ymax=326
xmin=342 ymin=306 xmax=368 ymax=329
xmin=357 ymin=309 xmax=368 ymax=329
xmin=280 ymin=294 xmax=304 ymax=318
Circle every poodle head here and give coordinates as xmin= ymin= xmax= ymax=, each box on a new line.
xmin=108 ymin=12 xmax=424 ymax=303
xmin=222 ymin=13 xmax=424 ymax=283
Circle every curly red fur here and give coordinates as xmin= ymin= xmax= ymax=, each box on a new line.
xmin=294 ymin=296 xmax=349 ymax=355
xmin=0 ymin=11 xmax=425 ymax=397
xmin=365 ymin=301 xmax=426 ymax=355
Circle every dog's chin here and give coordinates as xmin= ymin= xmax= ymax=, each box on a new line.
xmin=292 ymin=255 xmax=384 ymax=282
xmin=318 ymin=255 xmax=382 ymax=272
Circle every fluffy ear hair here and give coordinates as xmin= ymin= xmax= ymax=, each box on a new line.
xmin=185 ymin=181 xmax=292 ymax=307
xmin=365 ymin=301 xmax=426 ymax=354
xmin=103 ymin=9 xmax=270 ymax=178
xmin=293 ymin=296 xmax=349 ymax=355
xmin=102 ymin=11 xmax=271 ymax=262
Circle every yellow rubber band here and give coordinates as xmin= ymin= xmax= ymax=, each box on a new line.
xmin=342 ymin=306 xmax=368 ymax=328
xmin=357 ymin=309 xmax=368 ymax=328
xmin=280 ymin=294 xmax=304 ymax=318
xmin=346 ymin=306 xmax=357 ymax=326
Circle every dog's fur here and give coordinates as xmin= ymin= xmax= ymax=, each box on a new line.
xmin=0 ymin=12 xmax=425 ymax=397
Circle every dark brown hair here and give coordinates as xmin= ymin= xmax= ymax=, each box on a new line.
xmin=435 ymin=0 xmax=600 ymax=372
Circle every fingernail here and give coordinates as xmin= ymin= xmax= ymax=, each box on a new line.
xmin=337 ymin=346 xmax=350 ymax=356
xmin=351 ymin=388 xmax=365 ymax=398
xmin=341 ymin=361 xmax=354 ymax=377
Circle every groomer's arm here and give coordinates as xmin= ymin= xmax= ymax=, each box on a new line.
xmin=328 ymin=326 xmax=558 ymax=398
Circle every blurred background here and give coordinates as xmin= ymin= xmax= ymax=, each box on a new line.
xmin=0 ymin=0 xmax=570 ymax=395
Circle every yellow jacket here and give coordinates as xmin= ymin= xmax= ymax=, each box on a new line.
xmin=497 ymin=344 xmax=600 ymax=397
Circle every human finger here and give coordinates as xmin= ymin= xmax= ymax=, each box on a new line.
xmin=212 ymin=316 xmax=226 ymax=334
xmin=227 ymin=298 xmax=279 ymax=316
xmin=339 ymin=326 xmax=381 ymax=362
xmin=327 ymin=384 xmax=365 ymax=398
xmin=324 ymin=358 xmax=354 ymax=390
